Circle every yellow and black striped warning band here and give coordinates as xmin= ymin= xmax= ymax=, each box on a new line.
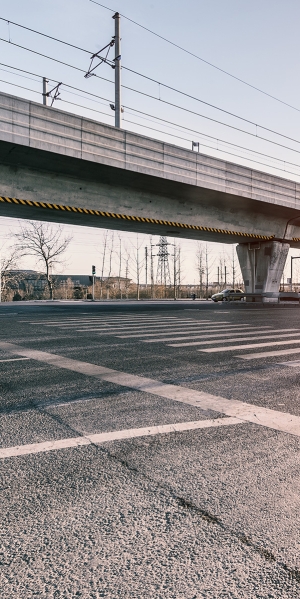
xmin=0 ymin=195 xmax=275 ymax=240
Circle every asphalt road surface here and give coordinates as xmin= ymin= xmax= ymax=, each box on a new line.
xmin=1 ymin=300 xmax=300 ymax=598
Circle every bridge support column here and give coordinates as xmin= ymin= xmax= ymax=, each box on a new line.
xmin=236 ymin=241 xmax=289 ymax=301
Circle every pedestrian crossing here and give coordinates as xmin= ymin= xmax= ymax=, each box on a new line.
xmin=28 ymin=313 xmax=300 ymax=361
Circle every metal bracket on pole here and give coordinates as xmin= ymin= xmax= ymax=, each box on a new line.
xmin=84 ymin=39 xmax=115 ymax=79
xmin=112 ymin=12 xmax=122 ymax=128
xmin=46 ymin=83 xmax=63 ymax=107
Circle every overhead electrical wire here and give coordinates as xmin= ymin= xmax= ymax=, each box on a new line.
xmin=1 ymin=19 xmax=300 ymax=148
xmin=123 ymin=117 xmax=300 ymax=177
xmin=1 ymin=36 xmax=300 ymax=157
xmin=1 ymin=65 xmax=300 ymax=172
xmin=0 ymin=76 xmax=300 ymax=179
xmin=88 ymin=0 xmax=300 ymax=115
xmin=0 ymin=37 xmax=114 ymax=84
xmin=0 ymin=17 xmax=92 ymax=55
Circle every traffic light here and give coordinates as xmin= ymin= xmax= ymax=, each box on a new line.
xmin=92 ymin=265 xmax=96 ymax=275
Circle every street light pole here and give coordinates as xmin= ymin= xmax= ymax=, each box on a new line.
xmin=92 ymin=265 xmax=96 ymax=301
xmin=290 ymin=255 xmax=300 ymax=291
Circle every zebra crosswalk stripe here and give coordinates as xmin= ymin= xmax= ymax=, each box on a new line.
xmin=201 ymin=339 xmax=300 ymax=353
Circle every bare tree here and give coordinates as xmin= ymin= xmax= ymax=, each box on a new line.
xmin=0 ymin=246 xmax=21 ymax=302
xmin=196 ymin=241 xmax=204 ymax=298
xmin=98 ymin=230 xmax=108 ymax=299
xmin=15 ymin=221 xmax=72 ymax=300
xmin=204 ymin=243 xmax=216 ymax=298
xmin=104 ymin=232 xmax=115 ymax=299
xmin=117 ymin=234 xmax=122 ymax=299
xmin=124 ymin=245 xmax=132 ymax=299
xmin=131 ymin=235 xmax=144 ymax=300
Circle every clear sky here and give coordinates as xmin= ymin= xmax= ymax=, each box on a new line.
xmin=1 ymin=0 xmax=300 ymax=283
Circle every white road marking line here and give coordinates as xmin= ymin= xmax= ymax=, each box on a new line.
xmin=279 ymin=359 xmax=300 ymax=367
xmin=170 ymin=331 xmax=300 ymax=348
xmin=201 ymin=339 xmax=300 ymax=353
xmin=75 ymin=326 xmax=222 ymax=334
xmin=0 ymin=341 xmax=300 ymax=438
xmin=240 ymin=348 xmax=300 ymax=360
xmin=30 ymin=317 xmax=185 ymax=325
xmin=118 ymin=324 xmax=260 ymax=339
xmin=0 ymin=357 xmax=30 ymax=363
xmin=0 ymin=418 xmax=240 ymax=459
xmin=47 ymin=320 xmax=218 ymax=331
xmin=43 ymin=322 xmax=199 ymax=330
xmin=144 ymin=327 xmax=284 ymax=343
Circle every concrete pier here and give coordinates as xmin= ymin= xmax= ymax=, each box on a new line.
xmin=237 ymin=241 xmax=290 ymax=299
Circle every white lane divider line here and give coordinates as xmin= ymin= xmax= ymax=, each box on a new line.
xmin=0 ymin=340 xmax=300 ymax=439
xmin=0 ymin=357 xmax=30 ymax=363
xmin=143 ymin=327 xmax=292 ymax=343
xmin=240 ymin=348 xmax=300 ymax=360
xmin=200 ymin=339 xmax=300 ymax=353
xmin=0 ymin=418 xmax=240 ymax=459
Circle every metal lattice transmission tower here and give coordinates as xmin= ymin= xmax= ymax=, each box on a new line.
xmin=156 ymin=237 xmax=171 ymax=287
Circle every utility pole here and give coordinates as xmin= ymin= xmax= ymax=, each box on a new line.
xmin=150 ymin=244 xmax=154 ymax=299
xmin=173 ymin=244 xmax=176 ymax=300
xmin=145 ymin=246 xmax=148 ymax=291
xmin=92 ymin=265 xmax=96 ymax=301
xmin=113 ymin=12 xmax=121 ymax=128
xmin=43 ymin=77 xmax=48 ymax=106
xmin=225 ymin=265 xmax=227 ymax=287
xmin=156 ymin=236 xmax=171 ymax=297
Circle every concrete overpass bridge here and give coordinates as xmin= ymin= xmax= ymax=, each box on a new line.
xmin=0 ymin=90 xmax=300 ymax=298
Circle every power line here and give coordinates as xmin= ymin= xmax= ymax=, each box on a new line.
xmin=4 ymin=61 xmax=298 ymax=168
xmin=123 ymin=117 xmax=300 ymax=177
xmin=88 ymin=0 xmax=300 ymax=114
xmin=0 ymin=37 xmax=114 ymax=84
xmin=123 ymin=107 xmax=300 ymax=168
xmin=0 ymin=79 xmax=299 ymax=179
xmin=1 ymin=72 xmax=300 ymax=175
xmin=1 ymin=20 xmax=300 ymax=146
xmin=2 ymin=36 xmax=300 ymax=157
xmin=122 ymin=103 xmax=300 ymax=158
xmin=122 ymin=66 xmax=300 ymax=145
xmin=0 ymin=17 xmax=92 ymax=55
